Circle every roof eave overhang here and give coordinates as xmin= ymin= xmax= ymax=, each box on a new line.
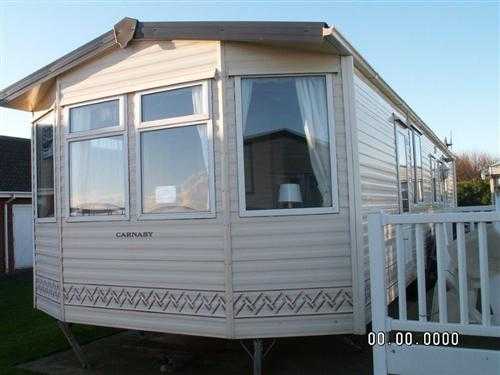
xmin=0 ymin=19 xmax=331 ymax=111
xmin=0 ymin=29 xmax=116 ymax=111
xmin=325 ymin=27 xmax=454 ymax=158
xmin=0 ymin=18 xmax=452 ymax=158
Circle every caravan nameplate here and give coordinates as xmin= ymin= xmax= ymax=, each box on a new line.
xmin=115 ymin=232 xmax=153 ymax=239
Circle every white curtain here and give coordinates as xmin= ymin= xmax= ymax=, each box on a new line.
xmin=70 ymin=136 xmax=125 ymax=215
xmin=70 ymin=107 xmax=92 ymax=132
xmin=295 ymin=77 xmax=332 ymax=207
xmin=70 ymin=101 xmax=118 ymax=132
xmin=241 ymin=79 xmax=254 ymax=133
xmin=192 ymin=86 xmax=209 ymax=172
xmin=196 ymin=124 xmax=209 ymax=171
xmin=191 ymin=85 xmax=203 ymax=115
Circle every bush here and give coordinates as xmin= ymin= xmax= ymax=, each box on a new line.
xmin=457 ymin=179 xmax=491 ymax=206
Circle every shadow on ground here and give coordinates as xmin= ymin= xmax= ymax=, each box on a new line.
xmin=18 ymin=331 xmax=373 ymax=375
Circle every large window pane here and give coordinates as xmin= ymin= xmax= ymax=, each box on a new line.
xmin=141 ymin=124 xmax=209 ymax=213
xmin=69 ymin=136 xmax=125 ymax=216
xmin=70 ymin=99 xmax=119 ymax=132
xmin=141 ymin=85 xmax=203 ymax=122
xmin=36 ymin=123 xmax=55 ymax=218
xmin=241 ymin=76 xmax=332 ymax=210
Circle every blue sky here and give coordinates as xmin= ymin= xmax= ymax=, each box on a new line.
xmin=0 ymin=0 xmax=498 ymax=155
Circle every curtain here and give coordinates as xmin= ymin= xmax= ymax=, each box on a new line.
xmin=192 ymin=86 xmax=209 ymax=196
xmin=191 ymin=85 xmax=203 ymax=115
xmin=241 ymin=79 xmax=254 ymax=133
xmin=71 ymin=136 xmax=124 ymax=215
xmin=196 ymin=124 xmax=209 ymax=171
xmin=70 ymin=100 xmax=118 ymax=132
xmin=295 ymin=77 xmax=332 ymax=207
xmin=70 ymin=107 xmax=92 ymax=132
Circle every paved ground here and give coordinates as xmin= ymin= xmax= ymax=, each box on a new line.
xmin=18 ymin=330 xmax=372 ymax=374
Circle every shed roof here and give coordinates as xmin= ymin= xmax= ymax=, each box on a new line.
xmin=0 ymin=136 xmax=31 ymax=193
xmin=0 ymin=17 xmax=453 ymax=157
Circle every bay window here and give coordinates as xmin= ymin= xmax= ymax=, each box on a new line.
xmin=137 ymin=81 xmax=214 ymax=219
xmin=235 ymin=75 xmax=338 ymax=216
xmin=66 ymin=97 xmax=128 ymax=219
xmin=35 ymin=112 xmax=55 ymax=219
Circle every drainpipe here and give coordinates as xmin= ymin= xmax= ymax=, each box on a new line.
xmin=4 ymin=194 xmax=16 ymax=273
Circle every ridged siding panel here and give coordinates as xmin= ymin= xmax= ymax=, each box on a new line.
xmin=34 ymin=222 xmax=62 ymax=319
xmin=223 ymin=42 xmax=354 ymax=338
xmin=58 ymin=41 xmax=227 ymax=337
xmin=354 ymin=70 xmax=456 ymax=319
xmin=59 ymin=40 xmax=219 ymax=105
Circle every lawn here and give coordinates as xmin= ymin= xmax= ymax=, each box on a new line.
xmin=0 ymin=271 xmax=116 ymax=375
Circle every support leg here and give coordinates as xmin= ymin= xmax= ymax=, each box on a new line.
xmin=253 ymin=339 xmax=263 ymax=375
xmin=56 ymin=321 xmax=89 ymax=369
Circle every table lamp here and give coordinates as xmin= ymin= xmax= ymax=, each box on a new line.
xmin=279 ymin=183 xmax=302 ymax=209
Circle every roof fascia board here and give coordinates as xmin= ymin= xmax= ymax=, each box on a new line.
xmin=134 ymin=21 xmax=327 ymax=44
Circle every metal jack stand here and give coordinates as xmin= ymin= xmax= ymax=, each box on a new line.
xmin=57 ymin=321 xmax=89 ymax=369
xmin=240 ymin=338 xmax=276 ymax=375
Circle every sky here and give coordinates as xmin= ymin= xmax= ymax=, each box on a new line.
xmin=0 ymin=0 xmax=498 ymax=155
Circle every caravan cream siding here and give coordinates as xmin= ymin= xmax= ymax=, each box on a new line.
xmin=354 ymin=70 xmax=402 ymax=316
xmin=353 ymin=69 xmax=455 ymax=321
xmin=223 ymin=42 xmax=355 ymax=338
xmin=56 ymin=40 xmax=228 ymax=337
xmin=33 ymin=88 xmax=63 ymax=320
xmin=34 ymin=222 xmax=61 ymax=319
xmin=59 ymin=40 xmax=219 ymax=106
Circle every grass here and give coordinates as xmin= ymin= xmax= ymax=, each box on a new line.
xmin=0 ymin=271 xmax=117 ymax=375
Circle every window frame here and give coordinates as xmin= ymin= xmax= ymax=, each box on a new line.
xmin=135 ymin=80 xmax=216 ymax=220
xmin=63 ymin=95 xmax=129 ymax=222
xmin=234 ymin=73 xmax=339 ymax=217
xmin=65 ymin=95 xmax=126 ymax=137
xmin=412 ymin=129 xmax=424 ymax=204
xmin=33 ymin=111 xmax=56 ymax=223
xmin=429 ymin=154 xmax=441 ymax=203
xmin=395 ymin=124 xmax=411 ymax=213
xmin=136 ymin=80 xmax=210 ymax=129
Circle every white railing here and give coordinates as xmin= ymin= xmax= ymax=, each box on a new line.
xmin=368 ymin=210 xmax=500 ymax=375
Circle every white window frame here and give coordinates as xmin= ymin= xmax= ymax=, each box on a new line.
xmin=412 ymin=129 xmax=424 ymax=203
xmin=234 ymin=74 xmax=339 ymax=217
xmin=135 ymin=80 xmax=215 ymax=220
xmin=394 ymin=120 xmax=412 ymax=213
xmin=63 ymin=95 xmax=129 ymax=222
xmin=136 ymin=80 xmax=210 ymax=129
xmin=65 ymin=95 xmax=126 ymax=137
xmin=430 ymin=154 xmax=440 ymax=203
xmin=33 ymin=111 xmax=56 ymax=223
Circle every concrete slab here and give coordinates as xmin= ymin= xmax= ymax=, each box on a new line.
xmin=18 ymin=331 xmax=373 ymax=374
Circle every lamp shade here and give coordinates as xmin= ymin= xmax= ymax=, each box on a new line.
xmin=279 ymin=183 xmax=303 ymax=203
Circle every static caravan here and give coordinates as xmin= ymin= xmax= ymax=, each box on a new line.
xmin=0 ymin=18 xmax=456 ymax=369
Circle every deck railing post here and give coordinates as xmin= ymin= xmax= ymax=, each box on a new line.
xmin=368 ymin=213 xmax=388 ymax=375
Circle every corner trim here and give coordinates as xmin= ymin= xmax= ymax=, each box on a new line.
xmin=341 ymin=55 xmax=366 ymax=334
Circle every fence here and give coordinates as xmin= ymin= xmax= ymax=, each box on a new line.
xmin=368 ymin=210 xmax=500 ymax=375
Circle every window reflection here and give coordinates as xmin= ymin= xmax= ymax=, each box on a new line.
xmin=69 ymin=136 xmax=125 ymax=216
xmin=141 ymin=85 xmax=203 ymax=123
xmin=70 ymin=99 xmax=119 ymax=133
xmin=397 ymin=130 xmax=409 ymax=212
xmin=141 ymin=124 xmax=209 ymax=213
xmin=240 ymin=76 xmax=332 ymax=210
xmin=36 ymin=123 xmax=55 ymax=218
